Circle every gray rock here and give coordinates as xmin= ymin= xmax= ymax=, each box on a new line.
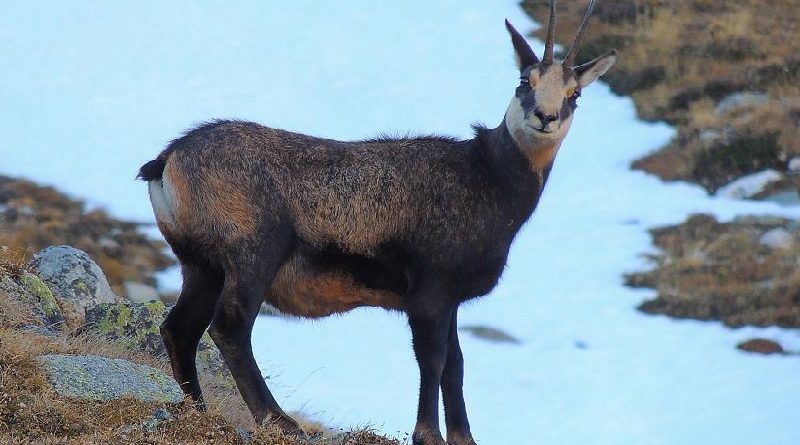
xmin=715 ymin=91 xmax=768 ymax=115
xmin=760 ymin=228 xmax=794 ymax=250
xmin=37 ymin=354 xmax=183 ymax=403
xmin=85 ymin=301 xmax=169 ymax=355
xmin=0 ymin=273 xmax=65 ymax=329
xmin=29 ymin=246 xmax=117 ymax=321
xmin=123 ymin=281 xmax=160 ymax=303
xmin=142 ymin=407 xmax=175 ymax=433
xmin=84 ymin=301 xmax=234 ymax=390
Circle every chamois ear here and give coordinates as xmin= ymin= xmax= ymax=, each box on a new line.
xmin=505 ymin=19 xmax=539 ymax=71
xmin=574 ymin=49 xmax=617 ymax=88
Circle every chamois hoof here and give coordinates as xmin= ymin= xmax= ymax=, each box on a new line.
xmin=446 ymin=434 xmax=478 ymax=445
xmin=412 ymin=431 xmax=447 ymax=445
xmin=181 ymin=397 xmax=207 ymax=413
xmin=264 ymin=413 xmax=307 ymax=439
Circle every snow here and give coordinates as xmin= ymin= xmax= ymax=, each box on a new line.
xmin=2 ymin=2 xmax=800 ymax=444
xmin=716 ymin=169 xmax=784 ymax=200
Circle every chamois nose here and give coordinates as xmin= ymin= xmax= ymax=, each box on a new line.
xmin=534 ymin=110 xmax=559 ymax=125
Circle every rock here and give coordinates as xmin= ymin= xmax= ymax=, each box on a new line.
xmin=736 ymin=338 xmax=784 ymax=355
xmin=0 ymin=274 xmax=65 ymax=329
xmin=459 ymin=325 xmax=521 ymax=344
xmin=37 ymin=354 xmax=183 ymax=403
xmin=760 ymin=228 xmax=794 ymax=250
xmin=715 ymin=170 xmax=783 ymax=199
xmin=715 ymin=92 xmax=768 ymax=115
xmin=123 ymin=281 xmax=160 ymax=303
xmin=85 ymin=301 xmax=169 ymax=355
xmin=84 ymin=301 xmax=232 ymax=388
xmin=789 ymin=158 xmax=800 ymax=172
xmin=142 ymin=407 xmax=175 ymax=433
xmin=29 ymin=246 xmax=117 ymax=323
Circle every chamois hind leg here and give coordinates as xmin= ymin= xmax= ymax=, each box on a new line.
xmin=441 ymin=308 xmax=476 ymax=445
xmin=408 ymin=276 xmax=453 ymax=445
xmin=208 ymin=243 xmax=304 ymax=436
xmin=161 ymin=263 xmax=223 ymax=409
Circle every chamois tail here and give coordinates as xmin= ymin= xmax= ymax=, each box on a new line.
xmin=137 ymin=158 xmax=167 ymax=181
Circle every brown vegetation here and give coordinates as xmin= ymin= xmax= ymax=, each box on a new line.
xmin=524 ymin=0 xmax=800 ymax=194
xmin=0 ymin=175 xmax=175 ymax=294
xmin=625 ymin=214 xmax=800 ymax=328
xmin=0 ymin=249 xmax=401 ymax=444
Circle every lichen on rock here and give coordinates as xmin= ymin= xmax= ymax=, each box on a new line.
xmin=85 ymin=300 xmax=166 ymax=355
xmin=84 ymin=301 xmax=234 ymax=390
xmin=37 ymin=354 xmax=184 ymax=404
xmin=0 ymin=273 xmax=65 ymax=330
xmin=19 ymin=273 xmax=65 ymax=329
xmin=29 ymin=246 xmax=118 ymax=324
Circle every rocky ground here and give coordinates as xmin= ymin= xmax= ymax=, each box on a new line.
xmin=0 ymin=245 xmax=400 ymax=444
xmin=625 ymin=214 xmax=800 ymax=328
xmin=0 ymin=175 xmax=175 ymax=301
xmin=524 ymin=0 xmax=800 ymax=352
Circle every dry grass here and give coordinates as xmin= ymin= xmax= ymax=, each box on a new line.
xmin=0 ymin=244 xmax=29 ymax=280
xmin=524 ymin=0 xmax=800 ymax=193
xmin=0 ymin=246 xmax=400 ymax=444
xmin=626 ymin=214 xmax=800 ymax=327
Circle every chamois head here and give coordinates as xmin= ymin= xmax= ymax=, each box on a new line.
xmin=504 ymin=0 xmax=616 ymax=151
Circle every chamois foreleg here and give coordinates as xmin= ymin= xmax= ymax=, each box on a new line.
xmin=441 ymin=309 xmax=476 ymax=445
xmin=408 ymin=278 xmax=454 ymax=445
xmin=160 ymin=264 xmax=224 ymax=409
xmin=208 ymin=241 xmax=304 ymax=436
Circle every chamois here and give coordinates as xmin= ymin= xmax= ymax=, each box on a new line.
xmin=138 ymin=1 xmax=615 ymax=443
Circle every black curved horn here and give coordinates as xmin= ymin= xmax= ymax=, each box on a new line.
xmin=562 ymin=0 xmax=597 ymax=67
xmin=542 ymin=0 xmax=557 ymax=64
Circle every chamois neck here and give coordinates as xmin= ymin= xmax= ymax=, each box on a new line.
xmin=476 ymin=120 xmax=559 ymax=183
xmin=474 ymin=121 xmax=547 ymax=204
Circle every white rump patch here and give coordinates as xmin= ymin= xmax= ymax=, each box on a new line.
xmin=147 ymin=170 xmax=178 ymax=229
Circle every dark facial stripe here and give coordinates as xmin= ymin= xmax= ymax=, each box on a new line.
xmin=561 ymin=95 xmax=578 ymax=121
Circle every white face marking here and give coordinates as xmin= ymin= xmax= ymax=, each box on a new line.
xmin=504 ymin=95 xmax=573 ymax=151
xmin=504 ymin=64 xmax=578 ymax=154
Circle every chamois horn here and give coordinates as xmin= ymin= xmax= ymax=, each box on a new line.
xmin=562 ymin=0 xmax=597 ymax=67
xmin=542 ymin=0 xmax=557 ymax=64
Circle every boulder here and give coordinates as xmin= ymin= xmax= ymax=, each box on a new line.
xmin=84 ymin=301 xmax=232 ymax=388
xmin=85 ymin=301 xmax=168 ymax=355
xmin=0 ymin=273 xmax=65 ymax=330
xmin=28 ymin=246 xmax=117 ymax=323
xmin=37 ymin=354 xmax=183 ymax=403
